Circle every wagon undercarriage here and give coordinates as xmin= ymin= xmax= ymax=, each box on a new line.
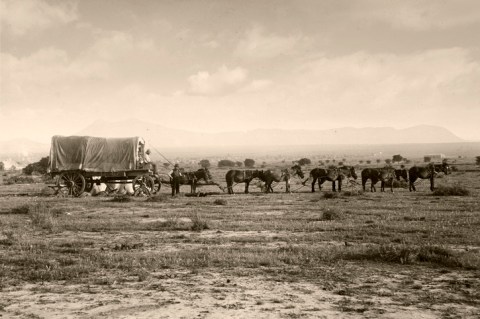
xmin=51 ymin=170 xmax=161 ymax=197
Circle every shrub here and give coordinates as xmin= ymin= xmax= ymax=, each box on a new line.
xmin=236 ymin=161 xmax=243 ymax=167
xmin=385 ymin=159 xmax=392 ymax=164
xmin=23 ymin=156 xmax=49 ymax=175
xmin=298 ymin=158 xmax=311 ymax=166
xmin=432 ymin=184 xmax=470 ymax=196
xmin=244 ymin=158 xmax=255 ymax=168
xmin=476 ymin=156 xmax=480 ymax=166
xmin=424 ymin=156 xmax=432 ymax=163
xmin=392 ymin=154 xmax=403 ymax=163
xmin=366 ymin=160 xmax=371 ymax=164
xmin=218 ymin=160 xmax=236 ymax=168
xmin=198 ymin=159 xmax=211 ymax=168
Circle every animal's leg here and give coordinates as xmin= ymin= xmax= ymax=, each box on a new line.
xmin=286 ymin=179 xmax=290 ymax=193
xmin=371 ymin=181 xmax=376 ymax=192
xmin=362 ymin=177 xmax=367 ymax=192
xmin=245 ymin=181 xmax=250 ymax=194
xmin=390 ymin=178 xmax=394 ymax=192
xmin=409 ymin=176 xmax=417 ymax=192
xmin=338 ymin=179 xmax=342 ymax=192
xmin=227 ymin=177 xmax=233 ymax=194
xmin=319 ymin=178 xmax=326 ymax=190
xmin=430 ymin=176 xmax=435 ymax=191
xmin=311 ymin=177 xmax=317 ymax=192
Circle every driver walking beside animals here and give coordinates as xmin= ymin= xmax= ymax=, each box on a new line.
xmin=169 ymin=164 xmax=182 ymax=196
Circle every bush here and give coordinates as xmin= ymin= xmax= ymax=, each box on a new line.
xmin=432 ymin=184 xmax=470 ymax=196
xmin=198 ymin=159 xmax=211 ymax=168
xmin=244 ymin=158 xmax=255 ymax=168
xmin=298 ymin=158 xmax=311 ymax=166
xmin=23 ymin=156 xmax=49 ymax=175
xmin=218 ymin=160 xmax=236 ymax=168
xmin=236 ymin=161 xmax=243 ymax=167
xmin=476 ymin=156 xmax=480 ymax=166
xmin=392 ymin=154 xmax=403 ymax=163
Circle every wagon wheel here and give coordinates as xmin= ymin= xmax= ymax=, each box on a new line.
xmin=58 ymin=172 xmax=86 ymax=197
xmin=132 ymin=175 xmax=155 ymax=197
xmin=151 ymin=175 xmax=162 ymax=194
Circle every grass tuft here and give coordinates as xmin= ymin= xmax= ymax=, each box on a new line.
xmin=323 ymin=192 xmax=339 ymax=199
xmin=213 ymin=198 xmax=227 ymax=205
xmin=322 ymin=208 xmax=344 ymax=220
xmin=110 ymin=195 xmax=133 ymax=203
xmin=432 ymin=184 xmax=470 ymax=196
xmin=29 ymin=203 xmax=57 ymax=231
xmin=10 ymin=204 xmax=30 ymax=214
xmin=190 ymin=213 xmax=210 ymax=232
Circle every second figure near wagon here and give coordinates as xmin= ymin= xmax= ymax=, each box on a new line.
xmin=169 ymin=163 xmax=182 ymax=196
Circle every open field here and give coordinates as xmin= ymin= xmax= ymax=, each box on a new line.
xmin=1 ymin=162 xmax=480 ymax=318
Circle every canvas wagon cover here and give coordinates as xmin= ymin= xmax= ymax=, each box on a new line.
xmin=49 ymin=136 xmax=142 ymax=172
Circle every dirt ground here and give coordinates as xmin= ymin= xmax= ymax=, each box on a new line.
xmin=1 ymin=165 xmax=479 ymax=318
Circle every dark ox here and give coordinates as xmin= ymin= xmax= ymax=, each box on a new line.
xmin=261 ymin=164 xmax=304 ymax=193
xmin=361 ymin=167 xmax=397 ymax=192
xmin=304 ymin=166 xmax=357 ymax=192
xmin=409 ymin=162 xmax=450 ymax=191
xmin=225 ymin=169 xmax=263 ymax=194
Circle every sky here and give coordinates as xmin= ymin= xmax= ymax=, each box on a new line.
xmin=1 ymin=0 xmax=480 ymax=143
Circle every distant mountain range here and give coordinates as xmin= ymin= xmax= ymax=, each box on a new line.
xmin=0 ymin=119 xmax=465 ymax=161
xmin=76 ymin=119 xmax=463 ymax=147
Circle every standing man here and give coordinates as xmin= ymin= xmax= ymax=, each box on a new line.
xmin=169 ymin=164 xmax=182 ymax=196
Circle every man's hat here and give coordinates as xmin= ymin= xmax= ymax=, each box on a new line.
xmin=174 ymin=163 xmax=179 ymax=167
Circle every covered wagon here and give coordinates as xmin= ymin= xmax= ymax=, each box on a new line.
xmin=48 ymin=135 xmax=160 ymax=196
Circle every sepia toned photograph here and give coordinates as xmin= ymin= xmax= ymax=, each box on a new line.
xmin=1 ymin=0 xmax=479 ymax=318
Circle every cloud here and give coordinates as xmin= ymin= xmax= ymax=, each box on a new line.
xmin=187 ymin=65 xmax=248 ymax=95
xmin=0 ymin=0 xmax=77 ymax=36
xmin=239 ymin=79 xmax=273 ymax=93
xmin=287 ymin=47 xmax=480 ymax=130
xmin=352 ymin=0 xmax=480 ymax=30
xmin=235 ymin=25 xmax=307 ymax=59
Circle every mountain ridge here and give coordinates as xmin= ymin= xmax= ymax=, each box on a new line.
xmin=0 ymin=120 xmax=465 ymax=159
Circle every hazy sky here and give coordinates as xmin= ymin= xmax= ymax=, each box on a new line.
xmin=1 ymin=0 xmax=480 ymax=143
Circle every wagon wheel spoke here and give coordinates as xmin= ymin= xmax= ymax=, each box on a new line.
xmin=133 ymin=175 xmax=154 ymax=197
xmin=59 ymin=172 xmax=85 ymax=197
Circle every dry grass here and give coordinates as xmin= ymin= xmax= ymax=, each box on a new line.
xmin=0 ymin=164 xmax=479 ymax=317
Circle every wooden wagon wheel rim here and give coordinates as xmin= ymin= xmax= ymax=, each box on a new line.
xmin=59 ymin=172 xmax=86 ymax=197
xmin=132 ymin=175 xmax=155 ymax=196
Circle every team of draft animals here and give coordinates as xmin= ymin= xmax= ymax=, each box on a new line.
xmin=177 ymin=161 xmax=452 ymax=195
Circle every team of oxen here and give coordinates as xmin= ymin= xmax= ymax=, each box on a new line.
xmin=181 ymin=162 xmax=451 ymax=194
